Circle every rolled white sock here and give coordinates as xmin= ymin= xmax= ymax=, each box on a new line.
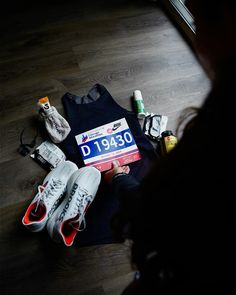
xmin=40 ymin=106 xmax=71 ymax=143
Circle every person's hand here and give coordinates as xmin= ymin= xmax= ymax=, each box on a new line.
xmin=104 ymin=160 xmax=130 ymax=183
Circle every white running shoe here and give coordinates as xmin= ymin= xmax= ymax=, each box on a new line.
xmin=47 ymin=166 xmax=101 ymax=246
xmin=22 ymin=160 xmax=78 ymax=232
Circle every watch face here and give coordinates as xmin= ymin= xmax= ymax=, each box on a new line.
xmin=18 ymin=144 xmax=30 ymax=156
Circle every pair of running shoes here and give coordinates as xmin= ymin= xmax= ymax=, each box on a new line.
xmin=22 ymin=161 xmax=101 ymax=246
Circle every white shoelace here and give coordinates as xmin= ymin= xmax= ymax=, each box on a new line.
xmin=70 ymin=188 xmax=93 ymax=231
xmin=34 ymin=179 xmax=64 ymax=213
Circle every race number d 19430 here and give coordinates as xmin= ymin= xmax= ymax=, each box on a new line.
xmin=75 ymin=118 xmax=141 ymax=172
xmin=80 ymin=131 xmax=134 ymax=157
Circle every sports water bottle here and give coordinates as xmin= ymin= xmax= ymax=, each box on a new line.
xmin=133 ymin=90 xmax=146 ymax=119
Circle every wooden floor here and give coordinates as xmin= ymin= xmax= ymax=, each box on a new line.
xmin=0 ymin=1 xmax=209 ymax=294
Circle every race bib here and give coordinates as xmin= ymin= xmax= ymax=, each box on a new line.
xmin=75 ymin=118 xmax=141 ymax=172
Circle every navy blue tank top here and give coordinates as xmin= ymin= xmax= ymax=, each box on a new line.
xmin=59 ymin=84 xmax=157 ymax=246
